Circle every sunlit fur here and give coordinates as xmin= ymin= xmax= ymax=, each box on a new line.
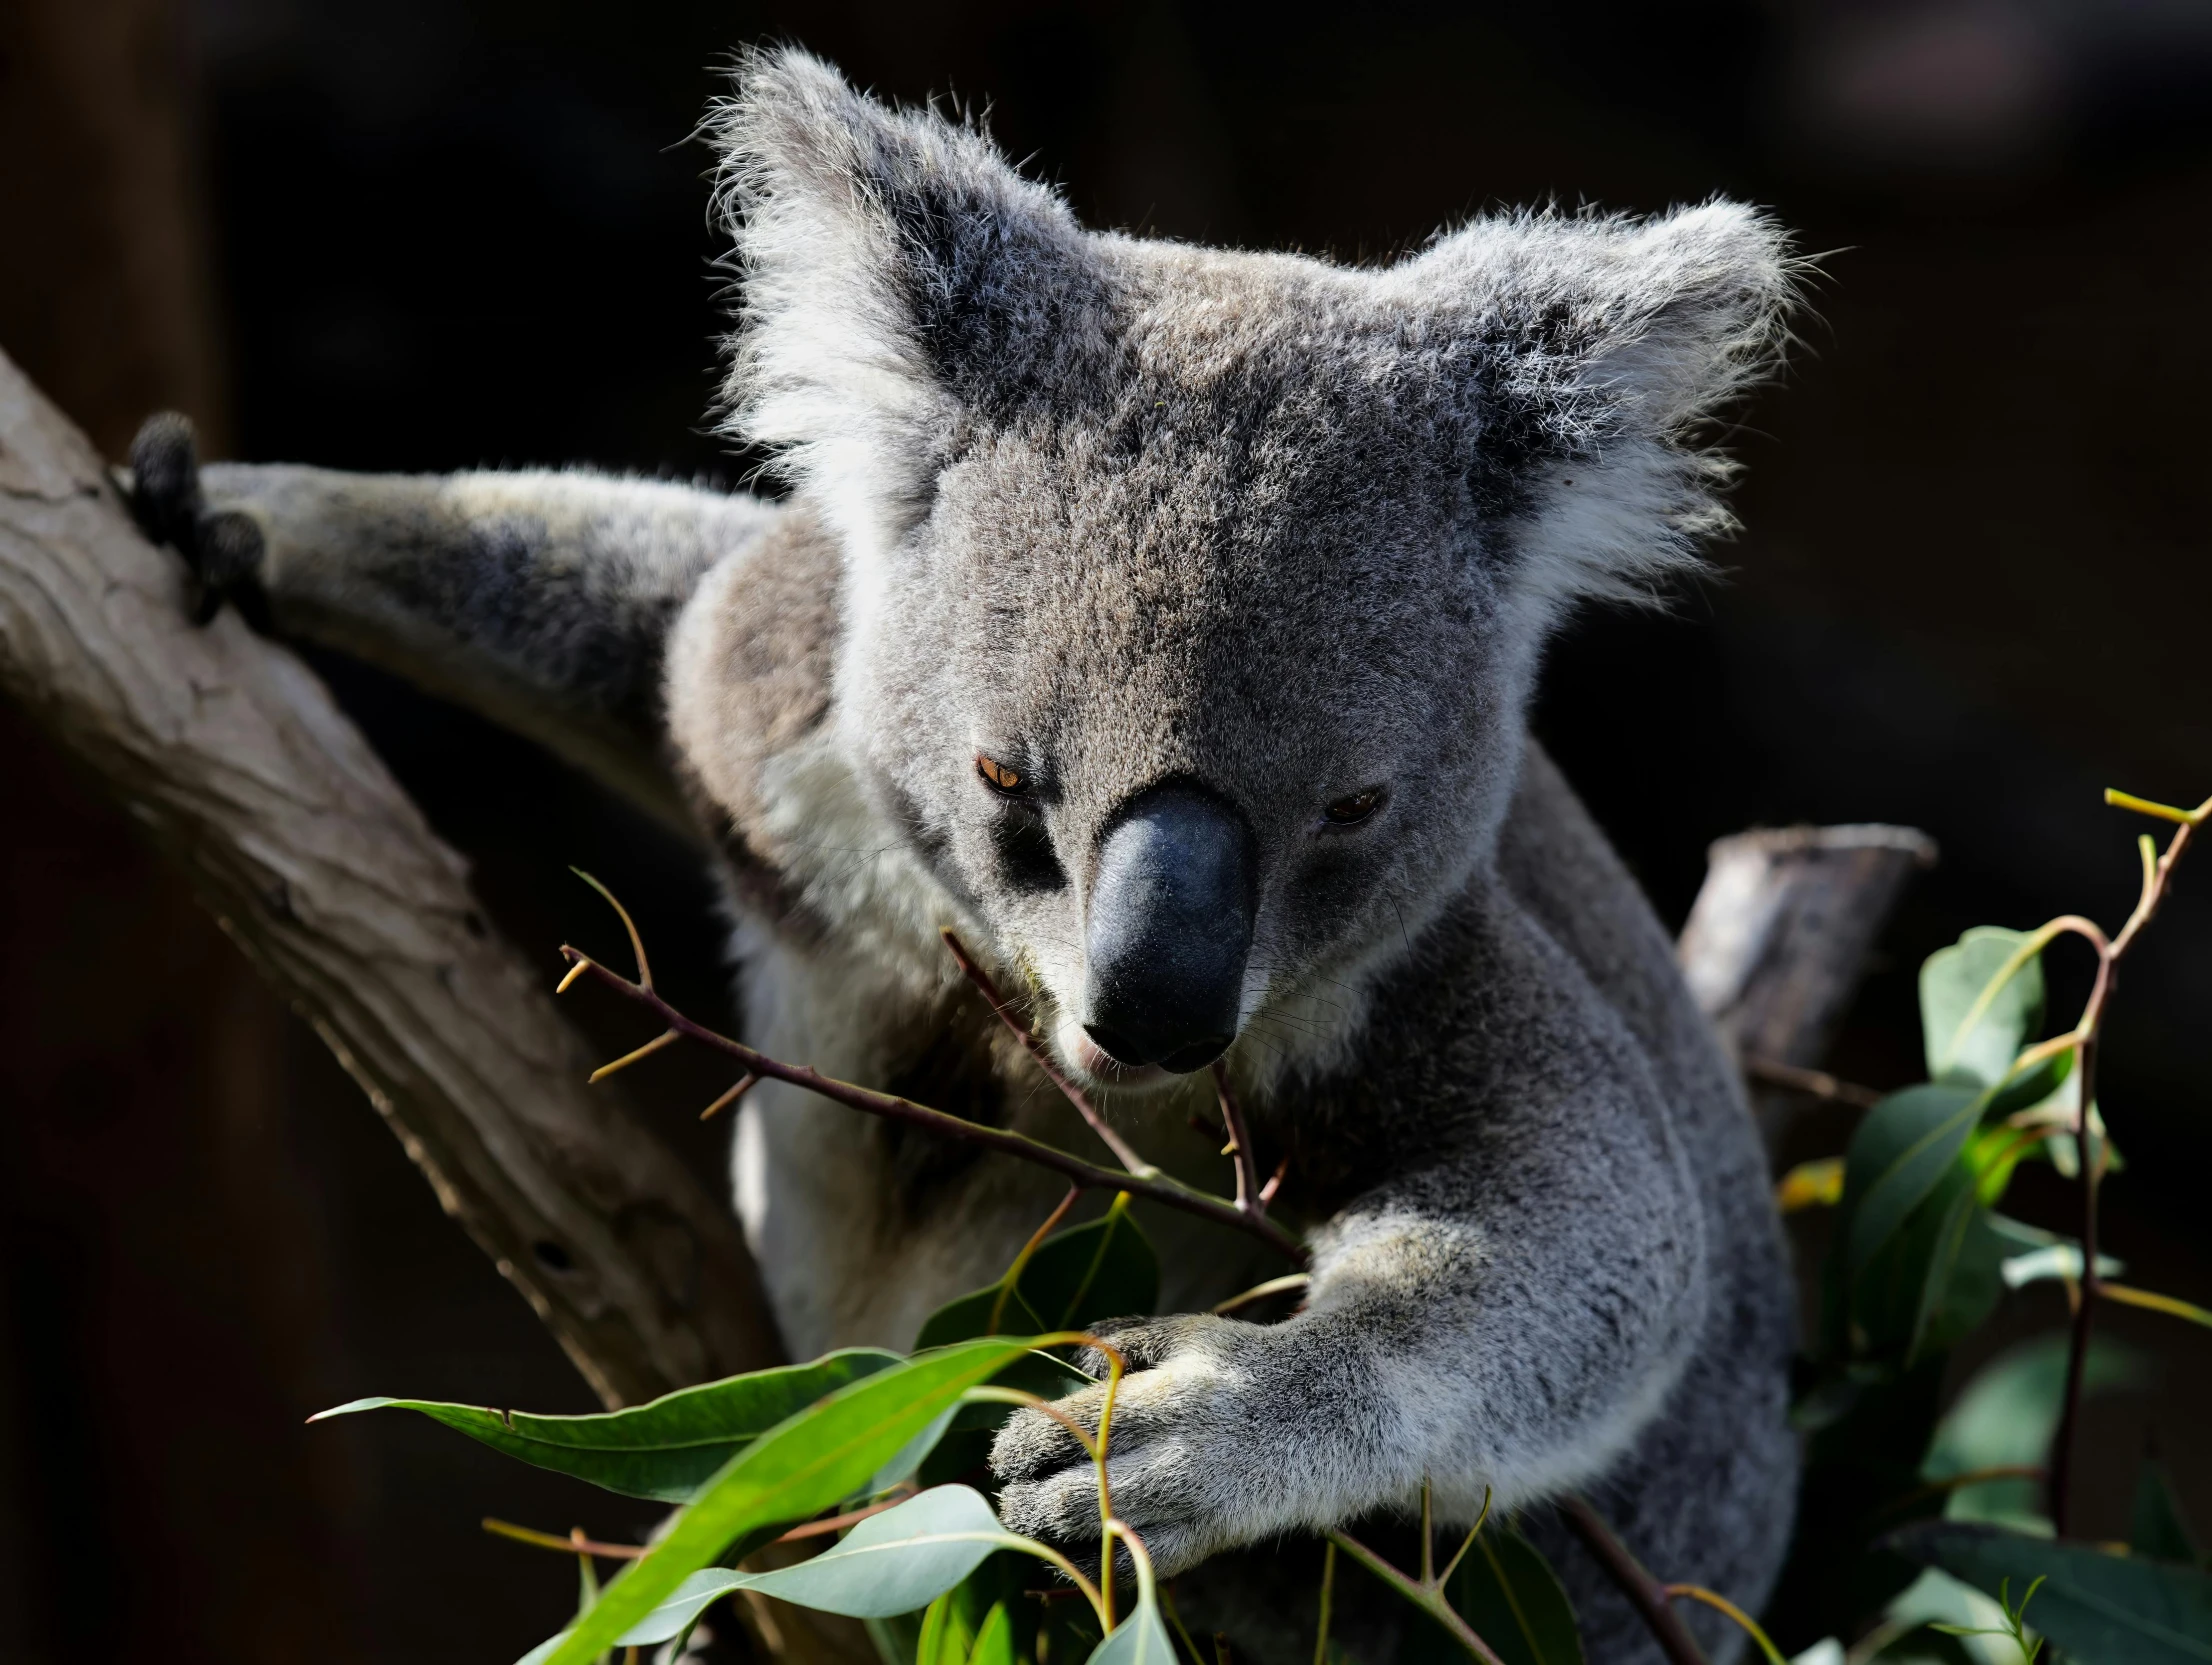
xmin=153 ymin=45 xmax=1804 ymax=1664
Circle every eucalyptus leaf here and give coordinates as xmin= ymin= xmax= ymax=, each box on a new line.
xmin=1446 ymin=1525 xmax=1584 ymax=1665
xmin=2133 ymin=1458 xmax=2204 ymax=1567
xmin=1923 ymin=1332 xmax=2149 ymax=1528
xmin=527 ymin=1338 xmax=1040 ymax=1665
xmin=916 ymin=1208 xmax=1159 ymax=1347
xmin=1889 ymin=1521 xmax=2212 ymax=1665
xmin=1085 ymin=1590 xmax=1176 ymax=1665
xmin=734 ymin=1486 xmax=1025 ymax=1618
xmin=610 ymin=1569 xmax=749 ymax=1648
xmin=1920 ymin=928 xmax=2045 ymax=1088
xmin=966 ymin=1601 xmax=1017 ymax=1665
xmin=916 ymin=1588 xmax=975 ymax=1665
xmin=1902 ymin=1171 xmax=2005 ymax=1366
xmin=1842 ymin=1085 xmax=1984 ymax=1279
xmin=313 ymin=1348 xmax=900 ymax=1502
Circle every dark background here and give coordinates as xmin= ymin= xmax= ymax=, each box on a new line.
xmin=4 ymin=1 xmax=2210 ymax=1659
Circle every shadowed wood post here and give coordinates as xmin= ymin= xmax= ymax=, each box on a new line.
xmin=0 ymin=345 xmax=782 ymax=1409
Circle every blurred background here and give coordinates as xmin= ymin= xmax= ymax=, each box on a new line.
xmin=4 ymin=1 xmax=2210 ymax=1659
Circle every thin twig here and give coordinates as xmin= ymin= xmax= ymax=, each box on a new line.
xmin=1665 ymin=1585 xmax=1787 ymax=1665
xmin=483 ymin=1518 xmax=648 ymax=1560
xmin=1325 ymin=1528 xmax=1508 ymax=1665
xmin=1740 ymin=1055 xmax=1883 ymax=1110
xmin=1312 ymin=1540 xmax=1337 ymax=1665
xmin=1558 ymin=1494 xmax=1707 ymax=1665
xmin=1209 ymin=1060 xmax=1269 ymax=1221
xmin=773 ymin=1490 xmax=917 ymax=1544
xmin=699 ymin=1072 xmax=759 ymax=1123
xmin=941 ymin=929 xmax=1158 ymax=1177
xmin=990 ymin=1186 xmax=1084 ymax=1332
xmin=562 ymin=944 xmax=1307 ymax=1266
xmin=1211 ymin=1273 xmax=1311 ymax=1316
xmin=2048 ymin=786 xmax=2207 ymax=1533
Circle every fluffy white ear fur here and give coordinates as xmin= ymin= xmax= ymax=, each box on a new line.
xmin=1397 ymin=203 xmax=1798 ymax=615
xmin=711 ymin=48 xmax=1080 ymax=586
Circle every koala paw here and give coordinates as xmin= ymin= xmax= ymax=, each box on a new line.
xmin=990 ymin=1313 xmax=1296 ymax=1579
xmin=127 ymin=412 xmax=265 ymax=624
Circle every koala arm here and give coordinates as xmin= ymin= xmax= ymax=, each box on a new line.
xmin=127 ymin=416 xmax=781 ymax=825
xmin=993 ymin=903 xmax=1709 ymax=1576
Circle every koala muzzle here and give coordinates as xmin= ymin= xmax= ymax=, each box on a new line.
xmin=1081 ymin=783 xmax=1255 ymax=1073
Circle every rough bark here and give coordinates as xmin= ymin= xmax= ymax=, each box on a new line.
xmin=0 ymin=344 xmax=782 ymax=1408
xmin=1677 ymin=822 xmax=1937 ymax=1145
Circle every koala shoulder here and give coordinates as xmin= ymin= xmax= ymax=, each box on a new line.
xmin=664 ymin=502 xmax=845 ymax=856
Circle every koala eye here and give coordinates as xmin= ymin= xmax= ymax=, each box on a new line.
xmin=976 ymin=754 xmax=1027 ymax=796
xmin=1324 ymin=787 xmax=1386 ymax=826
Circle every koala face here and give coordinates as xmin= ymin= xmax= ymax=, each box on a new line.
xmin=716 ymin=50 xmax=1791 ymax=1087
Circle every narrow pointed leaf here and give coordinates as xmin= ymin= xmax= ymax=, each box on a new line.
xmin=527 ymin=1338 xmax=1038 ymax=1665
xmin=610 ymin=1569 xmax=749 ymax=1647
xmin=1889 ymin=1522 xmax=2212 ymax=1664
xmin=734 ymin=1486 xmax=1023 ymax=1617
xmin=2133 ymin=1458 xmax=2204 ymax=1567
xmin=966 ymin=1602 xmax=1016 ymax=1665
xmin=1842 ymin=1084 xmax=1983 ymax=1276
xmin=1445 ymin=1526 xmax=1584 ymax=1665
xmin=1920 ymin=927 xmax=2045 ymax=1088
xmin=1085 ymin=1591 xmax=1176 ymax=1665
xmin=917 ymin=1211 xmax=1158 ymax=1347
xmin=313 ymin=1348 xmax=899 ymax=1502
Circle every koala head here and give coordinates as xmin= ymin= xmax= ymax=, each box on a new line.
xmin=712 ymin=49 xmax=1793 ymax=1089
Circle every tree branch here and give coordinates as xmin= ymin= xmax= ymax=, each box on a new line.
xmin=0 ymin=345 xmax=782 ymax=1408
xmin=559 ymin=945 xmax=1310 ymax=1269
xmin=1677 ymin=823 xmax=1935 ymax=1147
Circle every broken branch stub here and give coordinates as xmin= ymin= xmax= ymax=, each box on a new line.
xmin=1677 ymin=823 xmax=1936 ymax=1147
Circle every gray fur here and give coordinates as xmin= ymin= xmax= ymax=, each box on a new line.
xmin=132 ymin=46 xmax=1802 ymax=1664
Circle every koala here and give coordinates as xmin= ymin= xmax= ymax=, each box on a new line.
xmin=129 ymin=48 xmax=1800 ymax=1665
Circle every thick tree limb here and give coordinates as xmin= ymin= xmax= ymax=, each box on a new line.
xmin=0 ymin=345 xmax=782 ymax=1408
xmin=1677 ymin=823 xmax=1936 ymax=1146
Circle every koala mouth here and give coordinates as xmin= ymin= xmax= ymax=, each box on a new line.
xmin=1067 ymin=1028 xmax=1173 ymax=1088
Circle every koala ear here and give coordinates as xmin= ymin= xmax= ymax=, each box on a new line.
xmin=713 ymin=48 xmax=1088 ymax=568
xmin=1402 ymin=201 xmax=1798 ymax=612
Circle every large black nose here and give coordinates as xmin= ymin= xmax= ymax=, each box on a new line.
xmin=1082 ymin=783 xmax=1255 ymax=1073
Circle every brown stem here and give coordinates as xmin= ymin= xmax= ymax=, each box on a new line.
xmin=1559 ymin=1494 xmax=1707 ymax=1665
xmin=2047 ymin=797 xmax=2201 ymax=1533
xmin=2048 ymin=1032 xmax=2100 ymax=1536
xmin=1739 ymin=1056 xmax=1883 ymax=1110
xmin=563 ymin=949 xmax=1308 ymax=1268
xmin=1210 ymin=1060 xmax=1269 ymax=1221
xmin=940 ymin=930 xmax=1158 ymax=1176
xmin=1325 ymin=1529 xmax=1508 ymax=1665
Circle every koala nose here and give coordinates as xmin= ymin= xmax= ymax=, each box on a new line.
xmin=1082 ymin=782 xmax=1255 ymax=1073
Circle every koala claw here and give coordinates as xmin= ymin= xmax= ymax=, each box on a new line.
xmin=127 ymin=412 xmax=265 ymax=624
xmin=990 ymin=1313 xmax=1281 ymax=1580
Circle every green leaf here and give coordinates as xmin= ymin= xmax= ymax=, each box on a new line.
xmin=1920 ymin=927 xmax=2045 ymax=1088
xmin=608 ymin=1569 xmax=749 ymax=1648
xmin=1843 ymin=1084 xmax=1984 ymax=1278
xmin=313 ymin=1347 xmax=899 ymax=1503
xmin=2133 ymin=1458 xmax=2204 ymax=1567
xmin=916 ymin=1209 xmax=1159 ymax=1347
xmin=966 ymin=1602 xmax=1017 ymax=1665
xmin=1923 ymin=1332 xmax=2149 ymax=1528
xmin=526 ymin=1338 xmax=1038 ymax=1665
xmin=1900 ymin=1170 xmax=2006 ymax=1366
xmin=1446 ymin=1525 xmax=1585 ymax=1665
xmin=915 ymin=1590 xmax=973 ymax=1665
xmin=1889 ymin=1522 xmax=2212 ymax=1665
xmin=732 ymin=1486 xmax=1024 ymax=1619
xmin=1085 ymin=1590 xmax=1176 ymax=1665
